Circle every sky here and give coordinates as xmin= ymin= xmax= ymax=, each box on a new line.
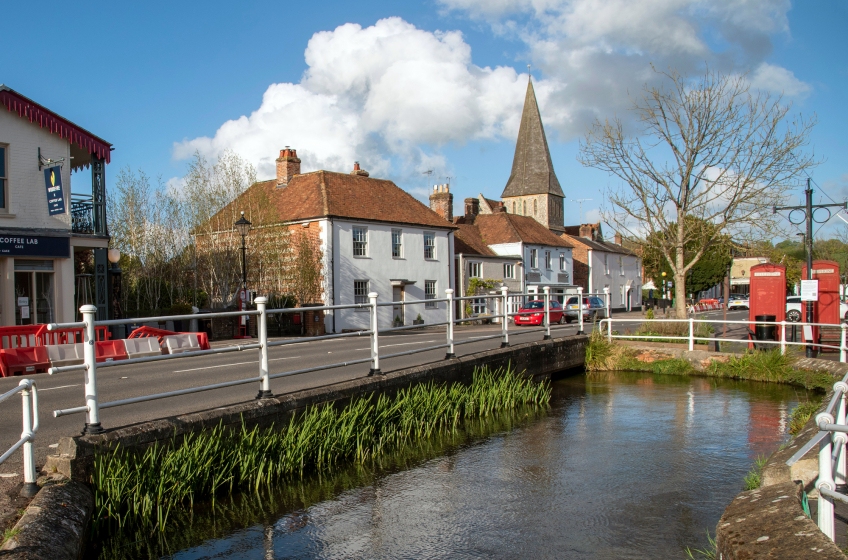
xmin=4 ymin=0 xmax=847 ymax=238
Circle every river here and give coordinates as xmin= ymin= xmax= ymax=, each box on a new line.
xmin=90 ymin=371 xmax=803 ymax=559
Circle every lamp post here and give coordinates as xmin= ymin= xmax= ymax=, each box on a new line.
xmin=234 ymin=211 xmax=252 ymax=338
xmin=107 ymin=248 xmax=123 ymax=338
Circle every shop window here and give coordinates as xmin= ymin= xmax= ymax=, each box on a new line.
xmin=14 ymin=260 xmax=55 ymax=325
xmin=0 ymin=145 xmax=6 ymax=209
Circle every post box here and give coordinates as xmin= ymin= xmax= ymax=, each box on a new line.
xmin=800 ymin=261 xmax=840 ymax=351
xmin=748 ymin=263 xmax=786 ymax=332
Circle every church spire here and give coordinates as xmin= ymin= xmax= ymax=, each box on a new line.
xmin=501 ymin=78 xmax=563 ymax=199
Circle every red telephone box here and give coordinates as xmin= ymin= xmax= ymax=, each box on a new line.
xmin=748 ymin=263 xmax=786 ymax=335
xmin=802 ymin=260 xmax=841 ymax=325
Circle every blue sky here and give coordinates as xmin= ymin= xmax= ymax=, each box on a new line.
xmin=4 ymin=0 xmax=847 ymax=236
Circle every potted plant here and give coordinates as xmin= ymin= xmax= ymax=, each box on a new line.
xmin=413 ymin=313 xmax=424 ymax=325
xmin=394 ymin=315 xmax=402 ymax=327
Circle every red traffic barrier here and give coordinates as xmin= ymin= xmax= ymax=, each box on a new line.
xmin=128 ymin=325 xmax=210 ymax=351
xmin=95 ymin=340 xmax=129 ymax=363
xmin=0 ymin=347 xmax=50 ymax=377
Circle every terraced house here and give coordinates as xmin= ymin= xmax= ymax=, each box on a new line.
xmin=0 ymin=86 xmax=114 ymax=325
xmin=202 ymin=149 xmax=456 ymax=333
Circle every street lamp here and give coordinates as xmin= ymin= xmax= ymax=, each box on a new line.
xmin=234 ymin=211 xmax=252 ymax=338
xmin=107 ymin=248 xmax=123 ymax=337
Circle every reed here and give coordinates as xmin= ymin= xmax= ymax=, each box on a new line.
xmin=91 ymin=365 xmax=550 ymax=533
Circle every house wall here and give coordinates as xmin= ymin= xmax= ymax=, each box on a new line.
xmin=331 ymin=220 xmax=453 ymax=332
xmin=588 ymin=250 xmax=642 ymax=310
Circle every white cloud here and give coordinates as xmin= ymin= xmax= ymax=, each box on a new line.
xmin=174 ymin=18 xmax=532 ymax=183
xmin=750 ymin=62 xmax=811 ymax=98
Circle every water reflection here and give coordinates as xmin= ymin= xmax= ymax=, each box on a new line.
xmin=90 ymin=372 xmax=804 ymax=559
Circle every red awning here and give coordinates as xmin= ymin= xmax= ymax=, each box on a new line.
xmin=0 ymin=86 xmax=112 ymax=170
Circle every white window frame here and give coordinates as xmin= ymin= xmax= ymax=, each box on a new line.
xmin=353 ymin=227 xmax=368 ymax=257
xmin=425 ymin=280 xmax=437 ymax=308
xmin=545 ymin=250 xmax=552 ymax=270
xmin=530 ymin=248 xmax=538 ymax=269
xmin=0 ymin=144 xmax=7 ymax=210
xmin=619 ymin=256 xmax=624 ymax=276
xmin=424 ymin=232 xmax=436 ymax=259
xmin=559 ymin=253 xmax=566 ymax=271
xmin=504 ymin=263 xmax=514 ymax=280
xmin=354 ymin=280 xmax=369 ymax=309
xmin=471 ymin=298 xmax=486 ymax=315
xmin=604 ymin=253 xmax=609 ymax=275
xmin=392 ymin=229 xmax=403 ymax=258
xmin=469 ymin=261 xmax=482 ymax=278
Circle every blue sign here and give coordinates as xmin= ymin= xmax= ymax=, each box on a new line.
xmin=43 ymin=167 xmax=66 ymax=216
xmin=0 ymin=235 xmax=69 ymax=258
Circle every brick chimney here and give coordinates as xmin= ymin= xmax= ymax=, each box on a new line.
xmin=276 ymin=147 xmax=301 ymax=187
xmin=429 ymin=184 xmax=453 ymax=222
xmin=350 ymin=161 xmax=370 ymax=177
xmin=464 ymin=197 xmax=479 ymax=220
xmin=578 ymin=224 xmax=593 ymax=239
xmin=614 ymin=232 xmax=622 ymax=245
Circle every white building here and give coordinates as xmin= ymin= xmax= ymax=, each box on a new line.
xmin=216 ymin=151 xmax=456 ymax=333
xmin=0 ymin=86 xmax=113 ymax=325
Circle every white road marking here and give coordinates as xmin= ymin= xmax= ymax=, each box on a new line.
xmin=174 ymin=356 xmax=300 ymax=373
xmin=39 ymin=384 xmax=80 ymax=392
xmin=0 ymin=473 xmax=17 ymax=478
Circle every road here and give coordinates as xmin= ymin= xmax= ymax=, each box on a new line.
xmin=0 ymin=309 xmax=752 ymax=475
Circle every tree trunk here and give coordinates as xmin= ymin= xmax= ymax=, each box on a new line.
xmin=674 ymin=271 xmax=687 ymax=318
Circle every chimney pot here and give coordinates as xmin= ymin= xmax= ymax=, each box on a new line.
xmin=276 ymin=147 xmax=301 ymax=187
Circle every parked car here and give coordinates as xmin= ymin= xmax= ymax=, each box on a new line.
xmin=786 ymin=296 xmax=848 ymax=322
xmin=563 ymin=296 xmax=606 ymax=323
xmin=514 ymin=300 xmax=564 ymax=326
xmin=727 ymin=294 xmax=749 ymax=310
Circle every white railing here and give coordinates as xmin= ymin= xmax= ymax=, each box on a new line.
xmin=787 ymin=373 xmax=848 ymax=541
xmin=598 ymin=317 xmax=848 ymax=360
xmin=46 ymin=288 xmax=582 ymax=433
xmin=0 ymin=379 xmax=39 ymax=495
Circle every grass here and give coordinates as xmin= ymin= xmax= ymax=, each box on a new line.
xmin=91 ymin=365 xmax=551 ymax=534
xmin=743 ymin=455 xmax=768 ymax=490
xmin=1 ymin=528 xmax=19 ymax=546
xmin=631 ymin=319 xmax=715 ymax=345
xmin=788 ymin=398 xmax=823 ymax=435
xmin=684 ymin=531 xmax=717 ymax=560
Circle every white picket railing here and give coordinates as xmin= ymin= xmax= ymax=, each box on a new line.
xmin=0 ymin=379 xmax=39 ymax=495
xmin=46 ymin=289 xmax=583 ymax=433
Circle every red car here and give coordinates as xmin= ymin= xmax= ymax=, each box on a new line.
xmin=513 ymin=300 xmax=565 ymax=326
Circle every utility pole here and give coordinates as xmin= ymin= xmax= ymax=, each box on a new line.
xmin=773 ymin=179 xmax=847 ymax=357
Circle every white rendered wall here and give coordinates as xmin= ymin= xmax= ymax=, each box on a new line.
xmin=589 ymin=250 xmax=642 ymax=309
xmin=331 ymin=220 xmax=453 ymax=332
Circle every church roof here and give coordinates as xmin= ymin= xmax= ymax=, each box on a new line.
xmin=501 ymin=79 xmax=563 ymax=199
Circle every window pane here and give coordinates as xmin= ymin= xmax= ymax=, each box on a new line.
xmin=424 ymin=233 xmax=435 ymax=259
xmin=0 ymin=146 xmax=5 ymax=178
xmin=353 ymin=228 xmax=367 ymax=257
xmin=392 ymin=229 xmax=402 ymax=258
xmin=354 ymin=280 xmax=368 ymax=304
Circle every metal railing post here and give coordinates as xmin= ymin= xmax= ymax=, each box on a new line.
xmin=817 ymin=412 xmax=836 ymax=541
xmin=369 ymin=292 xmax=381 ymax=375
xmin=255 ymin=297 xmax=272 ymax=399
xmin=841 ymin=323 xmax=847 ymax=363
xmin=603 ymin=287 xmax=610 ymax=319
xmin=80 ymin=304 xmax=103 ymax=434
xmin=577 ymin=287 xmax=584 ymax=335
xmin=780 ymin=321 xmax=787 ymax=355
xmin=19 ymin=380 xmax=37 ymax=497
xmin=835 ymin=385 xmax=847 ymax=487
xmin=543 ymin=286 xmax=552 ymax=340
xmin=607 ymin=316 xmax=612 ymax=342
xmin=688 ymin=317 xmax=695 ymax=351
xmin=445 ymin=289 xmax=455 ymax=359
xmin=500 ymin=285 xmax=510 ymax=348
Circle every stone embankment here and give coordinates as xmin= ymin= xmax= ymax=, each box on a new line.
xmin=4 ymin=335 xmax=587 ymax=559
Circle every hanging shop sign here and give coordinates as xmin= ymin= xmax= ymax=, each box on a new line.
xmin=0 ymin=235 xmax=69 ymax=258
xmin=43 ymin=167 xmax=66 ymax=216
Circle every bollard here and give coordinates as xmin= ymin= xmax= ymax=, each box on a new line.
xmin=577 ymin=287 xmax=584 ymax=335
xmin=255 ymin=297 xmax=272 ymax=399
xmin=500 ymin=285 xmax=510 ymax=348
xmin=19 ymin=380 xmax=37 ymax=497
xmin=368 ymin=292 xmax=381 ymax=375
xmin=80 ymin=304 xmax=103 ymax=435
xmin=445 ymin=289 xmax=456 ymax=359
xmin=543 ymin=286 xmax=552 ymax=340
xmin=688 ymin=317 xmax=694 ymax=351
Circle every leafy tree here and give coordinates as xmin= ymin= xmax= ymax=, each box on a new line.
xmin=579 ymin=66 xmax=817 ymax=317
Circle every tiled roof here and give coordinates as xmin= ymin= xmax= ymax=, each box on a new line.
xmin=220 ymin=171 xmax=455 ymax=229
xmin=472 ymin=213 xmax=572 ymax=248
xmin=454 ymin=223 xmax=497 ymax=256
xmin=563 ymin=234 xmax=637 ymax=256
xmin=501 ymin=79 xmax=564 ymax=198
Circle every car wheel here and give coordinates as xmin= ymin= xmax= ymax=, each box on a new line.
xmin=565 ymin=317 xmax=572 ymax=324
xmin=786 ymin=310 xmax=801 ymax=322
xmin=558 ymin=315 xmax=565 ymax=325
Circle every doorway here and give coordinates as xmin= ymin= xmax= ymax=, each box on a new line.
xmin=392 ymin=286 xmax=404 ymax=325
xmin=14 ymin=260 xmax=55 ymax=325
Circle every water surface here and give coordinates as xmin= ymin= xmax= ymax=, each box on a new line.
xmin=93 ymin=372 xmax=802 ymax=559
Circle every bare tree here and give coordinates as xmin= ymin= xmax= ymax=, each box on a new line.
xmin=579 ymin=67 xmax=817 ymax=317
xmin=289 ymin=231 xmax=323 ymax=307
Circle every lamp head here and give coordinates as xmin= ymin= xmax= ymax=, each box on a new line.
xmin=107 ymin=248 xmax=121 ymax=264
xmin=234 ymin=211 xmax=252 ymax=237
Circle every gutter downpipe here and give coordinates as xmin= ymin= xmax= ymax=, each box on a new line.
xmin=458 ymin=253 xmax=465 ymax=320
xmin=329 ymin=218 xmax=336 ymax=334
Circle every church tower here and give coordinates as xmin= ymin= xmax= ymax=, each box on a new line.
xmin=501 ymin=78 xmax=565 ymax=233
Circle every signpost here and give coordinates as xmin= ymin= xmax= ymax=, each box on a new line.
xmin=43 ymin=167 xmax=66 ymax=216
xmin=801 ymin=280 xmax=819 ymax=302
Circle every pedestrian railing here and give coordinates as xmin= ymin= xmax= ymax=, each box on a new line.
xmin=787 ymin=372 xmax=848 ymax=542
xmin=0 ymin=379 xmax=39 ymax=495
xmin=46 ymin=288 xmax=587 ymax=433
xmin=598 ymin=317 xmax=848 ymax=361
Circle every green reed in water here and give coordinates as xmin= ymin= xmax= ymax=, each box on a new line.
xmin=91 ymin=365 xmax=550 ymax=533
